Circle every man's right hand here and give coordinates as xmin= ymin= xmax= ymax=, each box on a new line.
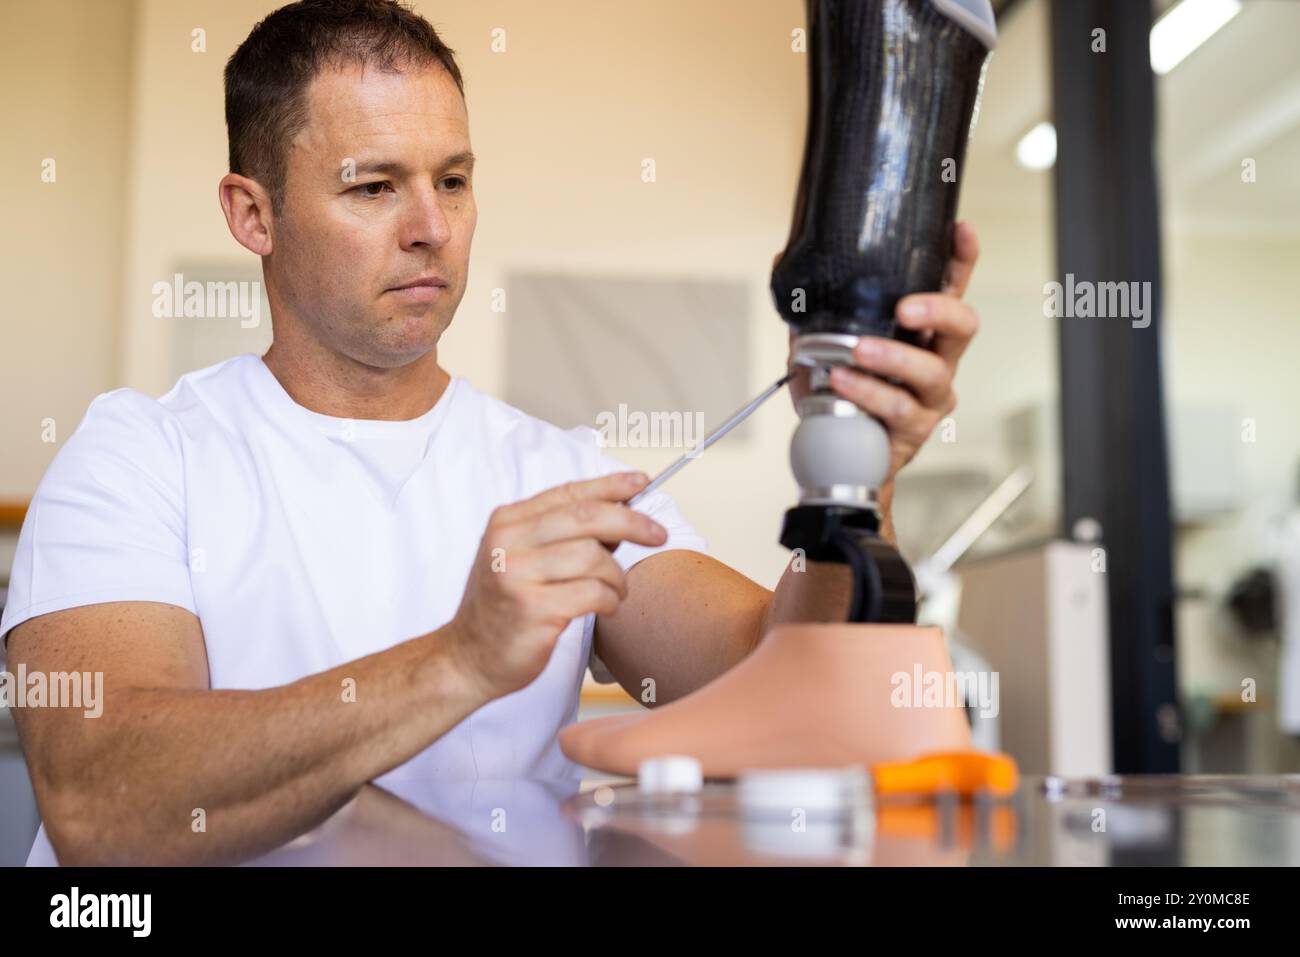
xmin=447 ymin=471 xmax=667 ymax=700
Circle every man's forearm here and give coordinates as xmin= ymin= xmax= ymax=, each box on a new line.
xmin=877 ymin=480 xmax=897 ymax=546
xmin=34 ymin=624 xmax=487 ymax=865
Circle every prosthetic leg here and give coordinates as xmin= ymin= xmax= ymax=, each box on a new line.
xmin=560 ymin=0 xmax=997 ymax=779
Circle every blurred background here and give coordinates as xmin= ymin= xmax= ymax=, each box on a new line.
xmin=2 ymin=0 xmax=1299 ymax=863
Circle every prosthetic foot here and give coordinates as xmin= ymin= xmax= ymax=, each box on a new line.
xmin=559 ymin=622 xmax=971 ymax=778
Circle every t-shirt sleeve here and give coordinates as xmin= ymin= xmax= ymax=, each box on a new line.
xmin=0 ymin=389 xmax=195 ymax=663
xmin=566 ymin=426 xmax=711 ymax=684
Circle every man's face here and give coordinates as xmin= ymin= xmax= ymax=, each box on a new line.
xmin=270 ymin=62 xmax=476 ymax=368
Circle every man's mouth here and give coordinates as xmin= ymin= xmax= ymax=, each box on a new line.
xmin=387 ymin=274 xmax=450 ymax=301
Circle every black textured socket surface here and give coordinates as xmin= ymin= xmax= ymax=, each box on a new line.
xmin=771 ymin=0 xmax=990 ymax=341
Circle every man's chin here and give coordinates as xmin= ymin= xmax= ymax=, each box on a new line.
xmin=356 ymin=314 xmax=448 ymax=368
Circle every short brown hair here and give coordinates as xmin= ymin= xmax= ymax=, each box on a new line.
xmin=224 ymin=0 xmax=465 ymax=213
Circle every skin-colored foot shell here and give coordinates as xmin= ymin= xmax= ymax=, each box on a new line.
xmin=560 ymin=623 xmax=973 ymax=778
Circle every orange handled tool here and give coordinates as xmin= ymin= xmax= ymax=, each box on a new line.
xmin=872 ymin=751 xmax=1019 ymax=798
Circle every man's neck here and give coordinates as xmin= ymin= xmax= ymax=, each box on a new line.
xmin=262 ymin=336 xmax=451 ymax=422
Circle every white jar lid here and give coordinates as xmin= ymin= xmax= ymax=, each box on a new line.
xmin=637 ymin=754 xmax=704 ymax=795
xmin=737 ymin=767 xmax=871 ymax=815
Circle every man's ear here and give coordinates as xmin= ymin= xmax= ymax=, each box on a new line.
xmin=218 ymin=173 xmax=274 ymax=256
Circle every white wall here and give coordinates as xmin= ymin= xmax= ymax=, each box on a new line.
xmin=0 ymin=0 xmax=135 ymax=498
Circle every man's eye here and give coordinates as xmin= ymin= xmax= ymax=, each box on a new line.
xmin=441 ymin=177 xmax=467 ymax=192
xmin=355 ymin=181 xmax=391 ymax=197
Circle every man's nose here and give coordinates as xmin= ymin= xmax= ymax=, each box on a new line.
xmin=398 ymin=183 xmax=453 ymax=250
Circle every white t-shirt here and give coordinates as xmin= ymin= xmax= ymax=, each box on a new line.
xmin=0 ymin=353 xmax=708 ymax=865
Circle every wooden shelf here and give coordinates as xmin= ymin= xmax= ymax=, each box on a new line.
xmin=0 ymin=501 xmax=28 ymax=531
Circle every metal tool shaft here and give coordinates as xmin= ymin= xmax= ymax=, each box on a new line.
xmin=625 ymin=371 xmax=794 ymax=507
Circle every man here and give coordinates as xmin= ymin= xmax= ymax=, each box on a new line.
xmin=1 ymin=0 xmax=980 ymax=865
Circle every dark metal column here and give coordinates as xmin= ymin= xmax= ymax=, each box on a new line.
xmin=1050 ymin=0 xmax=1179 ymax=772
